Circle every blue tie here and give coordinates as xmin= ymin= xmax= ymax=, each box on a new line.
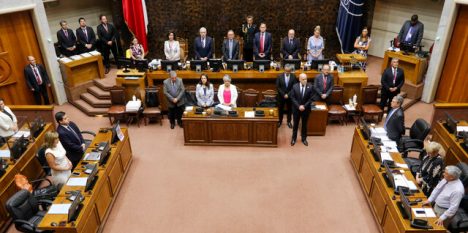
xmin=384 ymin=109 xmax=395 ymax=131
xmin=229 ymin=40 xmax=233 ymax=59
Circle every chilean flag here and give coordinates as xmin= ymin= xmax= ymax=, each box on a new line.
xmin=122 ymin=0 xmax=148 ymax=51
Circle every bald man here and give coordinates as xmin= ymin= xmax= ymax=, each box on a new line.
xmin=24 ymin=56 xmax=51 ymax=104
xmin=194 ymin=27 xmax=213 ymax=60
xmin=281 ymin=29 xmax=301 ymax=59
xmin=222 ymin=30 xmax=240 ymax=61
xmin=290 ymin=73 xmax=314 ymax=146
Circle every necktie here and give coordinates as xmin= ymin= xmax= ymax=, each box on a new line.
xmin=323 ymin=75 xmax=327 ymax=93
xmin=301 ymin=85 xmax=305 ymax=98
xmin=260 ymin=33 xmax=264 ymax=53
xmin=64 ymin=30 xmax=68 ymax=38
xmin=384 ymin=109 xmax=395 ymax=131
xmin=285 ymin=75 xmax=289 ymax=88
xmin=83 ymin=28 xmax=88 ymax=41
xmin=229 ymin=40 xmax=233 ymax=59
xmin=202 ymin=38 xmax=205 ymax=48
xmin=32 ymin=66 xmax=42 ymax=85
xmin=405 ymin=26 xmax=413 ymax=42
xmin=393 ymin=68 xmax=397 ymax=85
xmin=2 ymin=109 xmax=13 ymax=121
xmin=289 ymin=39 xmax=293 ymax=46
xmin=66 ymin=125 xmax=81 ymax=142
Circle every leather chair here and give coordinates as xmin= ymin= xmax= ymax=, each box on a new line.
xmin=107 ymin=86 xmax=126 ymax=125
xmin=177 ymin=37 xmax=189 ymax=63
xmin=399 ymin=118 xmax=431 ymax=153
xmin=361 ymin=86 xmax=383 ymax=123
xmin=6 ymin=190 xmax=53 ymax=233
xmin=280 ymin=37 xmax=302 ymax=60
xmin=142 ymin=87 xmax=162 ymax=126
xmin=448 ymin=162 xmax=468 ymax=233
xmin=327 ymin=86 xmax=347 ymax=125
xmin=242 ymin=88 xmax=260 ymax=107
xmin=258 ymin=90 xmax=277 ymax=107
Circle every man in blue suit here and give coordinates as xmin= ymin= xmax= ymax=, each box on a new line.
xmin=55 ymin=111 xmax=85 ymax=169
xmin=194 ymin=27 xmax=213 ymax=60
xmin=253 ymin=23 xmax=272 ymax=60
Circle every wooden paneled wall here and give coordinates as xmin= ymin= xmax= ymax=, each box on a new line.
xmin=144 ymin=0 xmax=375 ymax=60
xmin=435 ymin=5 xmax=468 ymax=103
xmin=0 ymin=11 xmax=45 ymax=105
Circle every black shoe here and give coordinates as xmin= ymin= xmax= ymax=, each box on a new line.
xmin=287 ymin=122 xmax=293 ymax=128
xmin=291 ymin=139 xmax=296 ymax=146
xmin=105 ymin=68 xmax=110 ymax=74
xmin=178 ymin=123 xmax=183 ymax=128
xmin=302 ymin=140 xmax=308 ymax=146
xmin=277 ymin=122 xmax=282 ymax=128
xmin=170 ymin=124 xmax=175 ymax=129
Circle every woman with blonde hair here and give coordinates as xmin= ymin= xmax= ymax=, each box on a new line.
xmin=44 ymin=131 xmax=72 ymax=188
xmin=307 ymin=25 xmax=324 ymax=62
xmin=415 ymin=141 xmax=445 ymax=196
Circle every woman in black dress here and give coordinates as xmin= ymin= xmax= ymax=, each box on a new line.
xmin=416 ymin=141 xmax=445 ymax=196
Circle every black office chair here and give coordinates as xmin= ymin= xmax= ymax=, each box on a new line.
xmin=81 ymin=130 xmax=96 ymax=149
xmin=399 ymin=118 xmax=431 ymax=154
xmin=36 ymin=147 xmax=50 ymax=176
xmin=448 ymin=163 xmax=468 ymax=233
xmin=6 ymin=190 xmax=53 ymax=233
xmin=402 ymin=148 xmax=426 ymax=176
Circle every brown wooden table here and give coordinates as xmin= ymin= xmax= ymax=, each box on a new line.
xmin=431 ymin=120 xmax=468 ymax=165
xmin=336 ymin=53 xmax=367 ymax=64
xmin=337 ymin=70 xmax=368 ymax=103
xmin=182 ymin=107 xmax=278 ymax=147
xmin=307 ymin=102 xmax=328 ymax=136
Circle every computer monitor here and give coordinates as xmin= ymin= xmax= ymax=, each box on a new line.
xmin=253 ymin=60 xmax=270 ymax=72
xmin=310 ymin=59 xmax=330 ymax=70
xmin=463 ymin=131 xmax=468 ymax=148
xmin=209 ymin=59 xmax=223 ymax=72
xmin=135 ymin=59 xmax=148 ymax=72
xmin=85 ymin=164 xmax=98 ymax=192
xmin=384 ymin=162 xmax=395 ymax=189
xmin=371 ymin=142 xmax=382 ymax=162
xmin=400 ymin=42 xmax=416 ymax=54
xmin=99 ymin=141 xmax=111 ymax=166
xmin=226 ymin=60 xmax=244 ymax=72
xmin=399 ymin=186 xmax=413 ymax=220
xmin=67 ymin=191 xmax=83 ymax=223
xmin=110 ymin=122 xmax=122 ymax=145
xmin=10 ymin=136 xmax=29 ymax=160
xmin=444 ymin=112 xmax=458 ymax=135
xmin=29 ymin=117 xmax=45 ymax=139
xmin=190 ymin=60 xmax=208 ymax=72
xmin=283 ymin=59 xmax=301 ymax=71
xmin=118 ymin=58 xmax=133 ymax=73
xmin=161 ymin=60 xmax=179 ymax=72
xmin=360 ymin=118 xmax=371 ymax=140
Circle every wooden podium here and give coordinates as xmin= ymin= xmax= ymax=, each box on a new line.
xmin=337 ymin=70 xmax=368 ymax=103
xmin=116 ymin=69 xmax=147 ymax=101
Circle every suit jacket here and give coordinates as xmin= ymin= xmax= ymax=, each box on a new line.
xmin=57 ymin=122 xmax=85 ymax=162
xmin=76 ymin=26 xmax=96 ymax=48
xmin=222 ymin=39 xmax=240 ymax=61
xmin=385 ymin=108 xmax=405 ymax=141
xmin=281 ymin=37 xmax=301 ymax=59
xmin=163 ymin=78 xmax=186 ymax=107
xmin=57 ymin=29 xmax=76 ymax=49
xmin=194 ymin=36 xmax=213 ymax=59
xmin=398 ymin=20 xmax=424 ymax=47
xmin=196 ymin=83 xmax=214 ymax=107
xmin=164 ymin=40 xmax=180 ymax=61
xmin=381 ymin=67 xmax=405 ymax=94
xmin=0 ymin=106 xmax=17 ymax=137
xmin=313 ymin=73 xmax=334 ymax=97
xmin=242 ymin=24 xmax=257 ymax=49
xmin=253 ymin=32 xmax=272 ymax=58
xmin=23 ymin=64 xmax=50 ymax=90
xmin=217 ymin=84 xmax=238 ymax=107
xmin=97 ymin=23 xmax=117 ymax=44
xmin=290 ymin=82 xmax=314 ymax=110
xmin=276 ymin=73 xmax=297 ymax=99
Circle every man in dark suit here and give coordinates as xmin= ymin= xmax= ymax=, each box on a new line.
xmin=97 ymin=15 xmax=118 ymax=74
xmin=241 ymin=15 xmax=257 ymax=62
xmin=290 ymin=73 xmax=314 ymax=146
xmin=384 ymin=95 xmax=405 ymax=142
xmin=55 ymin=111 xmax=85 ymax=169
xmin=253 ymin=23 xmax=272 ymax=60
xmin=24 ymin=56 xmax=51 ymax=105
xmin=313 ymin=64 xmax=334 ymax=101
xmin=56 ymin=20 xmax=77 ymax=57
xmin=281 ymin=29 xmax=301 ymax=59
xmin=163 ymin=71 xmax=186 ymax=129
xmin=76 ymin=17 xmax=96 ymax=53
xmin=222 ymin=30 xmax=240 ymax=61
xmin=397 ymin=14 xmax=424 ymax=48
xmin=194 ymin=27 xmax=213 ymax=60
xmin=276 ymin=65 xmax=297 ymax=128
xmin=380 ymin=58 xmax=405 ymax=112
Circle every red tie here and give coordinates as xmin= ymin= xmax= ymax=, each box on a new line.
xmin=260 ymin=33 xmax=264 ymax=53
xmin=323 ymin=75 xmax=327 ymax=93
xmin=32 ymin=66 xmax=42 ymax=85
xmin=64 ymin=30 xmax=68 ymax=38
xmin=393 ymin=68 xmax=397 ymax=84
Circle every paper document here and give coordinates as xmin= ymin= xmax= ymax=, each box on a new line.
xmin=380 ymin=152 xmax=393 ymax=162
xmin=343 ymin=104 xmax=355 ymax=111
xmin=185 ymin=106 xmax=194 ymax=111
xmin=84 ymin=152 xmax=100 ymax=161
xmin=70 ymin=55 xmax=82 ymax=60
xmin=457 ymin=126 xmax=468 ymax=133
xmin=59 ymin=57 xmax=73 ymax=63
xmin=216 ymin=104 xmax=232 ymax=111
xmin=315 ymin=105 xmax=327 ymax=110
xmin=394 ymin=174 xmax=418 ymax=191
xmin=48 ymin=204 xmax=71 ymax=214
xmin=371 ymin=127 xmax=387 ymax=137
xmin=412 ymin=208 xmax=436 ymax=218
xmin=89 ymin=51 xmax=101 ymax=56
xmin=12 ymin=130 xmax=30 ymax=138
xmin=124 ymin=76 xmax=139 ymax=80
xmin=81 ymin=53 xmax=92 ymax=57
xmin=374 ymin=135 xmax=390 ymax=141
xmin=244 ymin=111 xmax=255 ymax=118
xmin=395 ymin=163 xmax=409 ymax=169
xmin=0 ymin=150 xmax=10 ymax=158
xmin=66 ymin=177 xmax=87 ymax=186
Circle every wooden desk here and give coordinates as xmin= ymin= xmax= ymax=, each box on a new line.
xmin=38 ymin=128 xmax=133 ymax=233
xmin=336 ymin=53 xmax=367 ymax=64
xmin=337 ymin=70 xmax=368 ymax=103
xmin=10 ymin=105 xmax=56 ymax=128
xmin=116 ymin=69 xmax=147 ymax=101
xmin=381 ymin=51 xmax=427 ymax=85
xmin=0 ymin=123 xmax=53 ymax=232
xmin=182 ymin=107 xmax=278 ymax=147
xmin=431 ymin=121 xmax=468 ymax=165
xmin=431 ymin=103 xmax=468 ymax=128
xmin=307 ymin=102 xmax=328 ymax=136
xmin=350 ymin=128 xmax=445 ymax=233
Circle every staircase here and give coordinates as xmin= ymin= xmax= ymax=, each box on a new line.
xmin=376 ymin=87 xmax=419 ymax=112
xmin=72 ymin=79 xmax=114 ymax=116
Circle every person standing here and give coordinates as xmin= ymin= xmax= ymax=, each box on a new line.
xmin=163 ymin=71 xmax=185 ymax=129
xmin=276 ymin=65 xmax=297 ymax=128
xmin=398 ymin=14 xmax=424 ymax=48
xmin=384 ymin=96 xmax=405 ymax=142
xmin=222 ymin=30 xmax=240 ymax=61
xmin=56 ymin=20 xmax=77 ymax=57
xmin=164 ymin=31 xmax=180 ymax=61
xmin=290 ymin=73 xmax=314 ymax=146
xmin=353 ymin=27 xmax=371 ymax=70
xmin=55 ymin=111 xmax=85 ymax=169
xmin=194 ymin=27 xmax=213 ymax=60
xmin=281 ymin=29 xmax=301 ymax=59
xmin=380 ymin=58 xmax=405 ymax=111
xmin=253 ymin=23 xmax=272 ymax=60
xmin=24 ymin=56 xmax=51 ymax=105
xmin=307 ymin=26 xmax=324 ymax=62
xmin=0 ymin=98 xmax=18 ymax=138
xmin=76 ymin=17 xmax=96 ymax=53
xmin=97 ymin=14 xmax=118 ymax=74
xmin=241 ymin=15 xmax=257 ymax=62
xmin=313 ymin=64 xmax=334 ymax=101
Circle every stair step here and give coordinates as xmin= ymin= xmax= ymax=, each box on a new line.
xmin=72 ymin=100 xmax=108 ymax=116
xmin=81 ymin=93 xmax=111 ymax=108
xmin=88 ymin=86 xmax=110 ymax=99
xmin=399 ymin=91 xmax=408 ymax=98
xmin=402 ymin=98 xmax=419 ymax=111
xmin=94 ymin=78 xmax=115 ymax=91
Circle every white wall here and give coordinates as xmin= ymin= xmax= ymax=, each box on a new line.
xmin=369 ymin=0 xmax=445 ymax=57
xmin=44 ymin=0 xmax=113 ymax=43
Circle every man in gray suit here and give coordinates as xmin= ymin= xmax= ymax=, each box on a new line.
xmin=163 ymin=71 xmax=185 ymax=129
xmin=222 ymin=30 xmax=240 ymax=62
xmin=397 ymin=14 xmax=424 ymax=48
xmin=313 ymin=64 xmax=334 ymax=101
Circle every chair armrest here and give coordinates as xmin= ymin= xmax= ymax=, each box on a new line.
xmin=404 ymin=148 xmax=424 ymax=153
xmin=30 ymin=178 xmax=52 ymax=186
xmin=13 ymin=219 xmax=36 ymax=230
xmin=403 ymin=139 xmax=424 ymax=145
xmin=81 ymin=130 xmax=96 ymax=137
xmin=38 ymin=199 xmax=54 ymax=205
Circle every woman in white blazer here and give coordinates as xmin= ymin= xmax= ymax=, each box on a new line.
xmin=164 ymin=32 xmax=180 ymax=61
xmin=0 ymin=98 xmax=18 ymax=138
xmin=217 ymin=75 xmax=238 ymax=107
xmin=196 ymin=74 xmax=214 ymax=107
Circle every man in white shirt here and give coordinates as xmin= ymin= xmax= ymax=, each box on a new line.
xmin=423 ymin=165 xmax=465 ymax=227
xmin=0 ymin=98 xmax=18 ymax=138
